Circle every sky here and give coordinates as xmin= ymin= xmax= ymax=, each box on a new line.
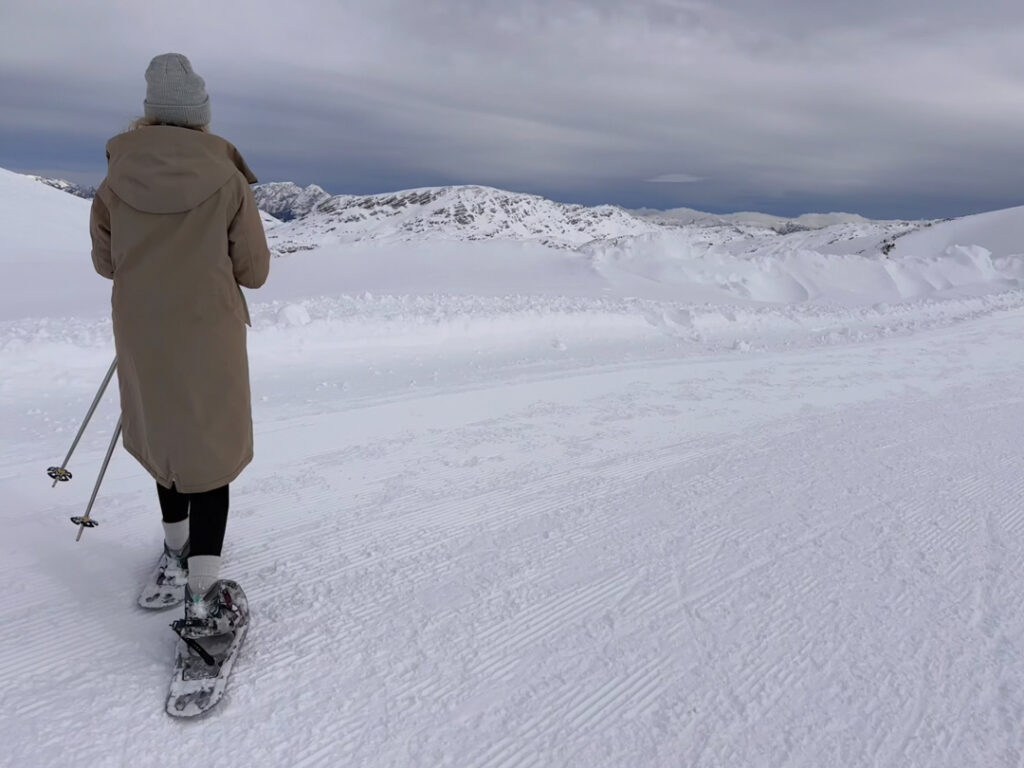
xmin=2 ymin=0 xmax=1023 ymax=219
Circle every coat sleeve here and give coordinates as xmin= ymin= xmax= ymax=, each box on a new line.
xmin=228 ymin=181 xmax=271 ymax=289
xmin=90 ymin=190 xmax=114 ymax=279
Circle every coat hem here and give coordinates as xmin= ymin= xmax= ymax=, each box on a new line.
xmin=126 ymin=442 xmax=253 ymax=494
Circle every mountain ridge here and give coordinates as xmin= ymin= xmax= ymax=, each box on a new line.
xmin=23 ymin=170 xmax=894 ymax=237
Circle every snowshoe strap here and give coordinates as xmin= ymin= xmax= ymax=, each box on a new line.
xmin=170 ymin=619 xmax=220 ymax=667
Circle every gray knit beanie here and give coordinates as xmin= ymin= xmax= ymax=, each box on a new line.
xmin=143 ymin=53 xmax=211 ymax=128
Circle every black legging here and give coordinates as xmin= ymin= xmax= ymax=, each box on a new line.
xmin=157 ymin=483 xmax=229 ymax=557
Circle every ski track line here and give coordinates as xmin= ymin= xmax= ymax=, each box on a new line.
xmin=676 ymin=500 xmax=882 ymax=617
xmin=249 ymin=523 xmax=634 ymax=711
xmin=638 ymin=524 xmax=859 ymax=751
xmin=234 ymin=413 xmax=701 ymax=549
xmin=359 ymin=473 xmax=727 ymax=700
xmin=252 ymin=418 xmax=762 ymax=603
xmin=237 ymin=424 xmax=775 ymax=754
xmin=246 ymin=348 xmax=720 ymax=438
xmin=481 ymin=662 xmax=671 ymax=768
xmin=463 ymin=659 xmax=669 ymax=768
xmin=235 ymin=438 xmax=725 ymax=606
xmin=0 ymin=401 xmax=930 ymax=729
xmin=239 ymin=403 xmax=877 ymax=737
xmin=416 ymin=449 xmax=866 ymax=765
xmin=256 ymin=498 xmax=645 ymax=712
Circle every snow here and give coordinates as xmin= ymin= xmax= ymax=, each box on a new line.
xmin=264 ymin=185 xmax=664 ymax=252
xmin=0 ymin=168 xmax=111 ymax=320
xmin=252 ymin=182 xmax=331 ymax=221
xmin=892 ymin=205 xmax=1024 ymax=261
xmin=3 ymin=165 xmax=1024 ymax=765
xmin=629 ymin=205 xmax=883 ymax=233
xmin=26 ymin=175 xmax=96 ymax=200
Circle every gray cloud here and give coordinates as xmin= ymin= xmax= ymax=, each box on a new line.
xmin=2 ymin=0 xmax=1023 ymax=218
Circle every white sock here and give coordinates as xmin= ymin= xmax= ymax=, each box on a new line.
xmin=162 ymin=520 xmax=189 ymax=552
xmin=188 ymin=556 xmax=221 ymax=595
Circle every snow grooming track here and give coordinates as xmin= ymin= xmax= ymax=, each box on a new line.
xmin=5 ymin=311 xmax=1024 ymax=765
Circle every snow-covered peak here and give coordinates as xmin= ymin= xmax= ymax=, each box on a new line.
xmin=266 ymin=184 xmax=663 ymax=251
xmin=27 ymin=175 xmax=96 ymax=199
xmin=251 ymin=182 xmax=331 ymax=221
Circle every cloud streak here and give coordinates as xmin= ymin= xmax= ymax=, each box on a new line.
xmin=647 ymin=174 xmax=704 ymax=183
xmin=1 ymin=0 xmax=1023 ymax=218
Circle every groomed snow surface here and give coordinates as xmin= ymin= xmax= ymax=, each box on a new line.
xmin=3 ymin=166 xmax=1024 ymax=766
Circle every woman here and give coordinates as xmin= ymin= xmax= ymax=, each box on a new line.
xmin=89 ymin=53 xmax=270 ymax=639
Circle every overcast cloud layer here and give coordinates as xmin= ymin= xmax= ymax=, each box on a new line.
xmin=2 ymin=0 xmax=1023 ymax=218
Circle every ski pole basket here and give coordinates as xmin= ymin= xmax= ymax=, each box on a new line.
xmin=47 ymin=467 xmax=73 ymax=482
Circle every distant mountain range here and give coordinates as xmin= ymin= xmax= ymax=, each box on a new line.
xmin=627 ymin=206 xmax=878 ymax=234
xmin=27 ymin=173 xmax=906 ymax=253
xmin=260 ymin=184 xmax=666 ymax=252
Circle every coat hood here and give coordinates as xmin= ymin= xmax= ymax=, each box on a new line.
xmin=104 ymin=126 xmax=258 ymax=214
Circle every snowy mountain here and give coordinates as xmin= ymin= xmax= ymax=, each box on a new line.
xmin=251 ymin=182 xmax=331 ymax=221
xmin=23 ymin=167 xmax=905 ymax=248
xmin=629 ymin=205 xmax=883 ymax=234
xmin=264 ymin=184 xmax=665 ymax=252
xmin=28 ymin=175 xmax=97 ymax=199
xmin=253 ymin=180 xmax=916 ymax=254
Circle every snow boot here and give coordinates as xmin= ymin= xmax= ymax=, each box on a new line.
xmin=174 ymin=580 xmax=248 ymax=640
xmin=138 ymin=541 xmax=190 ymax=609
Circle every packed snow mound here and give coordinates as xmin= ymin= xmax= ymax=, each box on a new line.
xmin=252 ymin=182 xmax=331 ymax=220
xmin=891 ymin=204 xmax=1024 ymax=261
xmin=265 ymin=185 xmax=663 ymax=251
xmin=0 ymin=168 xmax=107 ymax=319
xmin=584 ymin=225 xmax=1024 ymax=305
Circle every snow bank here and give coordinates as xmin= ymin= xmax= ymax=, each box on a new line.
xmin=892 ymin=205 xmax=1024 ymax=261
xmin=0 ymin=169 xmax=110 ymax=320
xmin=7 ymin=291 xmax=1024 ymax=380
xmin=584 ymin=229 xmax=1024 ymax=305
xmin=0 ymin=167 xmax=90 ymax=262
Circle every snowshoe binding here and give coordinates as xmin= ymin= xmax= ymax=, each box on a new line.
xmin=166 ymin=579 xmax=249 ymax=718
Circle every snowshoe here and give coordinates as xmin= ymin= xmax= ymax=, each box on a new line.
xmin=138 ymin=542 xmax=189 ymax=609
xmin=166 ymin=579 xmax=249 ymax=718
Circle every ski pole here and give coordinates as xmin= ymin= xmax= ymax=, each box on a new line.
xmin=47 ymin=357 xmax=117 ymax=486
xmin=71 ymin=415 xmax=121 ymax=542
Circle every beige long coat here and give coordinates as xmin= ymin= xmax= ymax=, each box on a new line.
xmin=89 ymin=126 xmax=270 ymax=493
